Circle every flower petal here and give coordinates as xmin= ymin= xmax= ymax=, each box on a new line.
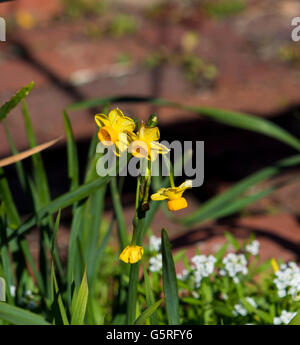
xmin=95 ymin=114 xmax=110 ymax=128
xmin=143 ymin=126 xmax=160 ymax=143
xmin=151 ymin=189 xmax=169 ymax=201
xmin=108 ymin=108 xmax=124 ymax=125
xmin=178 ymin=180 xmax=193 ymax=190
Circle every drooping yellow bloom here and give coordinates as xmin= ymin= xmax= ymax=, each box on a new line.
xmin=95 ymin=108 xmax=135 ymax=154
xmin=119 ymin=245 xmax=144 ymax=264
xmin=271 ymin=258 xmax=279 ymax=273
xmin=129 ymin=122 xmax=169 ymax=161
xmin=151 ymin=180 xmax=193 ymax=211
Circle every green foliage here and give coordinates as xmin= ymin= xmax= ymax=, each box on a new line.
xmin=0 ymin=84 xmax=300 ymax=325
xmin=161 ymin=229 xmax=180 ymax=325
xmin=62 ymin=0 xmax=107 ymax=19
xmin=108 ymin=14 xmax=138 ymax=38
xmin=202 ymin=0 xmax=247 ymax=19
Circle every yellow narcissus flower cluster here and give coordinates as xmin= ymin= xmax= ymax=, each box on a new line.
xmin=129 ymin=123 xmax=169 ymax=161
xmin=151 ymin=180 xmax=193 ymax=212
xmin=94 ymin=108 xmax=169 ymax=160
xmin=95 ymin=109 xmax=194 ymax=264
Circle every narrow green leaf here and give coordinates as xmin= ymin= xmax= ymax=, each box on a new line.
xmin=224 ymin=232 xmax=240 ymax=250
xmin=161 ymin=228 xmax=180 ymax=325
xmin=67 ymin=95 xmax=300 ymax=151
xmin=3 ymin=121 xmax=26 ymax=190
xmin=110 ymin=177 xmax=128 ymax=249
xmin=9 ymin=175 xmax=111 ymax=242
xmin=63 ymin=111 xmax=79 ymax=191
xmin=134 ymin=299 xmax=162 ymax=325
xmin=0 ymin=302 xmax=50 ymax=325
xmin=22 ymin=100 xmax=51 ymax=206
xmin=180 ymin=154 xmax=300 ymax=226
xmin=71 ymin=268 xmax=89 ymax=325
xmin=0 ymin=278 xmax=5 ymax=302
xmin=50 ymin=263 xmax=69 ymax=325
xmin=289 ymin=311 xmax=300 ymax=325
xmin=142 ymin=262 xmax=158 ymax=325
xmin=0 ymin=82 xmax=34 ymax=122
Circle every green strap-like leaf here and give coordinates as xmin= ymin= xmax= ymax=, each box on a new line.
xmin=71 ymin=268 xmax=89 ymax=325
xmin=67 ymin=96 xmax=300 ymax=151
xmin=63 ymin=110 xmax=79 ymax=191
xmin=289 ymin=311 xmax=300 ymax=325
xmin=161 ymin=228 xmax=180 ymax=325
xmin=0 ymin=302 xmax=50 ymax=325
xmin=8 ymin=175 xmax=111 ymax=242
xmin=134 ymin=299 xmax=162 ymax=325
xmin=142 ymin=262 xmax=158 ymax=325
xmin=0 ymin=278 xmax=5 ymax=302
xmin=180 ymin=154 xmax=300 ymax=226
xmin=0 ymin=82 xmax=34 ymax=122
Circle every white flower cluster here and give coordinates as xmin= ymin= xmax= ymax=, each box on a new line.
xmin=233 ymin=297 xmax=257 ymax=317
xmin=220 ymin=253 xmax=248 ymax=281
xmin=149 ymin=253 xmax=162 ymax=272
xmin=245 ymin=240 xmax=260 ymax=256
xmin=191 ymin=255 xmax=217 ymax=288
xmin=273 ymin=310 xmax=297 ymax=325
xmin=273 ymin=262 xmax=300 ymax=299
xmin=149 ymin=235 xmax=161 ymax=252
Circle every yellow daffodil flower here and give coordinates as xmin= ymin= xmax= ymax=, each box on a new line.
xmin=95 ymin=108 xmax=135 ymax=154
xmin=151 ymin=180 xmax=193 ymax=211
xmin=129 ymin=122 xmax=169 ymax=161
xmin=271 ymin=258 xmax=279 ymax=273
xmin=119 ymin=245 xmax=144 ymax=264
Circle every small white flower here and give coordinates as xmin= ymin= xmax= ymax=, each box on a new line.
xmin=273 ymin=310 xmax=297 ymax=325
xmin=222 ymin=253 xmax=248 ymax=279
xmin=246 ymin=297 xmax=257 ymax=308
xmin=10 ymin=285 xmax=16 ymax=298
xmin=233 ymin=276 xmax=239 ymax=284
xmin=149 ymin=253 xmax=162 ymax=272
xmin=233 ymin=303 xmax=248 ymax=317
xmin=245 ymin=240 xmax=260 ymax=256
xmin=149 ymin=235 xmax=161 ymax=252
xmin=220 ymin=293 xmax=228 ymax=300
xmin=191 ymin=255 xmax=216 ymax=288
xmin=219 ymin=269 xmax=227 ymax=276
xmin=273 ymin=317 xmax=281 ymax=325
xmin=25 ymin=290 xmax=33 ymax=297
xmin=273 ymin=261 xmax=300 ymax=298
xmin=192 ymin=291 xmax=199 ymax=299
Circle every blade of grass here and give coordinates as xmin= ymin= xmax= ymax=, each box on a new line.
xmin=161 ymin=228 xmax=180 ymax=325
xmin=110 ymin=177 xmax=128 ymax=249
xmin=9 ymin=175 xmax=111 ymax=242
xmin=134 ymin=299 xmax=162 ymax=325
xmin=180 ymin=154 xmax=300 ymax=226
xmin=63 ymin=110 xmax=79 ymax=191
xmin=71 ymin=268 xmax=88 ymax=325
xmin=50 ymin=262 xmax=69 ymax=325
xmin=0 ymin=82 xmax=34 ymax=122
xmin=142 ymin=262 xmax=158 ymax=325
xmin=67 ymin=96 xmax=300 ymax=151
xmin=0 ymin=302 xmax=50 ymax=325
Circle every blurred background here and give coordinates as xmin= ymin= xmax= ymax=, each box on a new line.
xmin=1 ymin=0 xmax=300 ymax=267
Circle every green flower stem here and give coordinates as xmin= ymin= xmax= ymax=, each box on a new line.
xmin=127 ymin=159 xmax=148 ymax=324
